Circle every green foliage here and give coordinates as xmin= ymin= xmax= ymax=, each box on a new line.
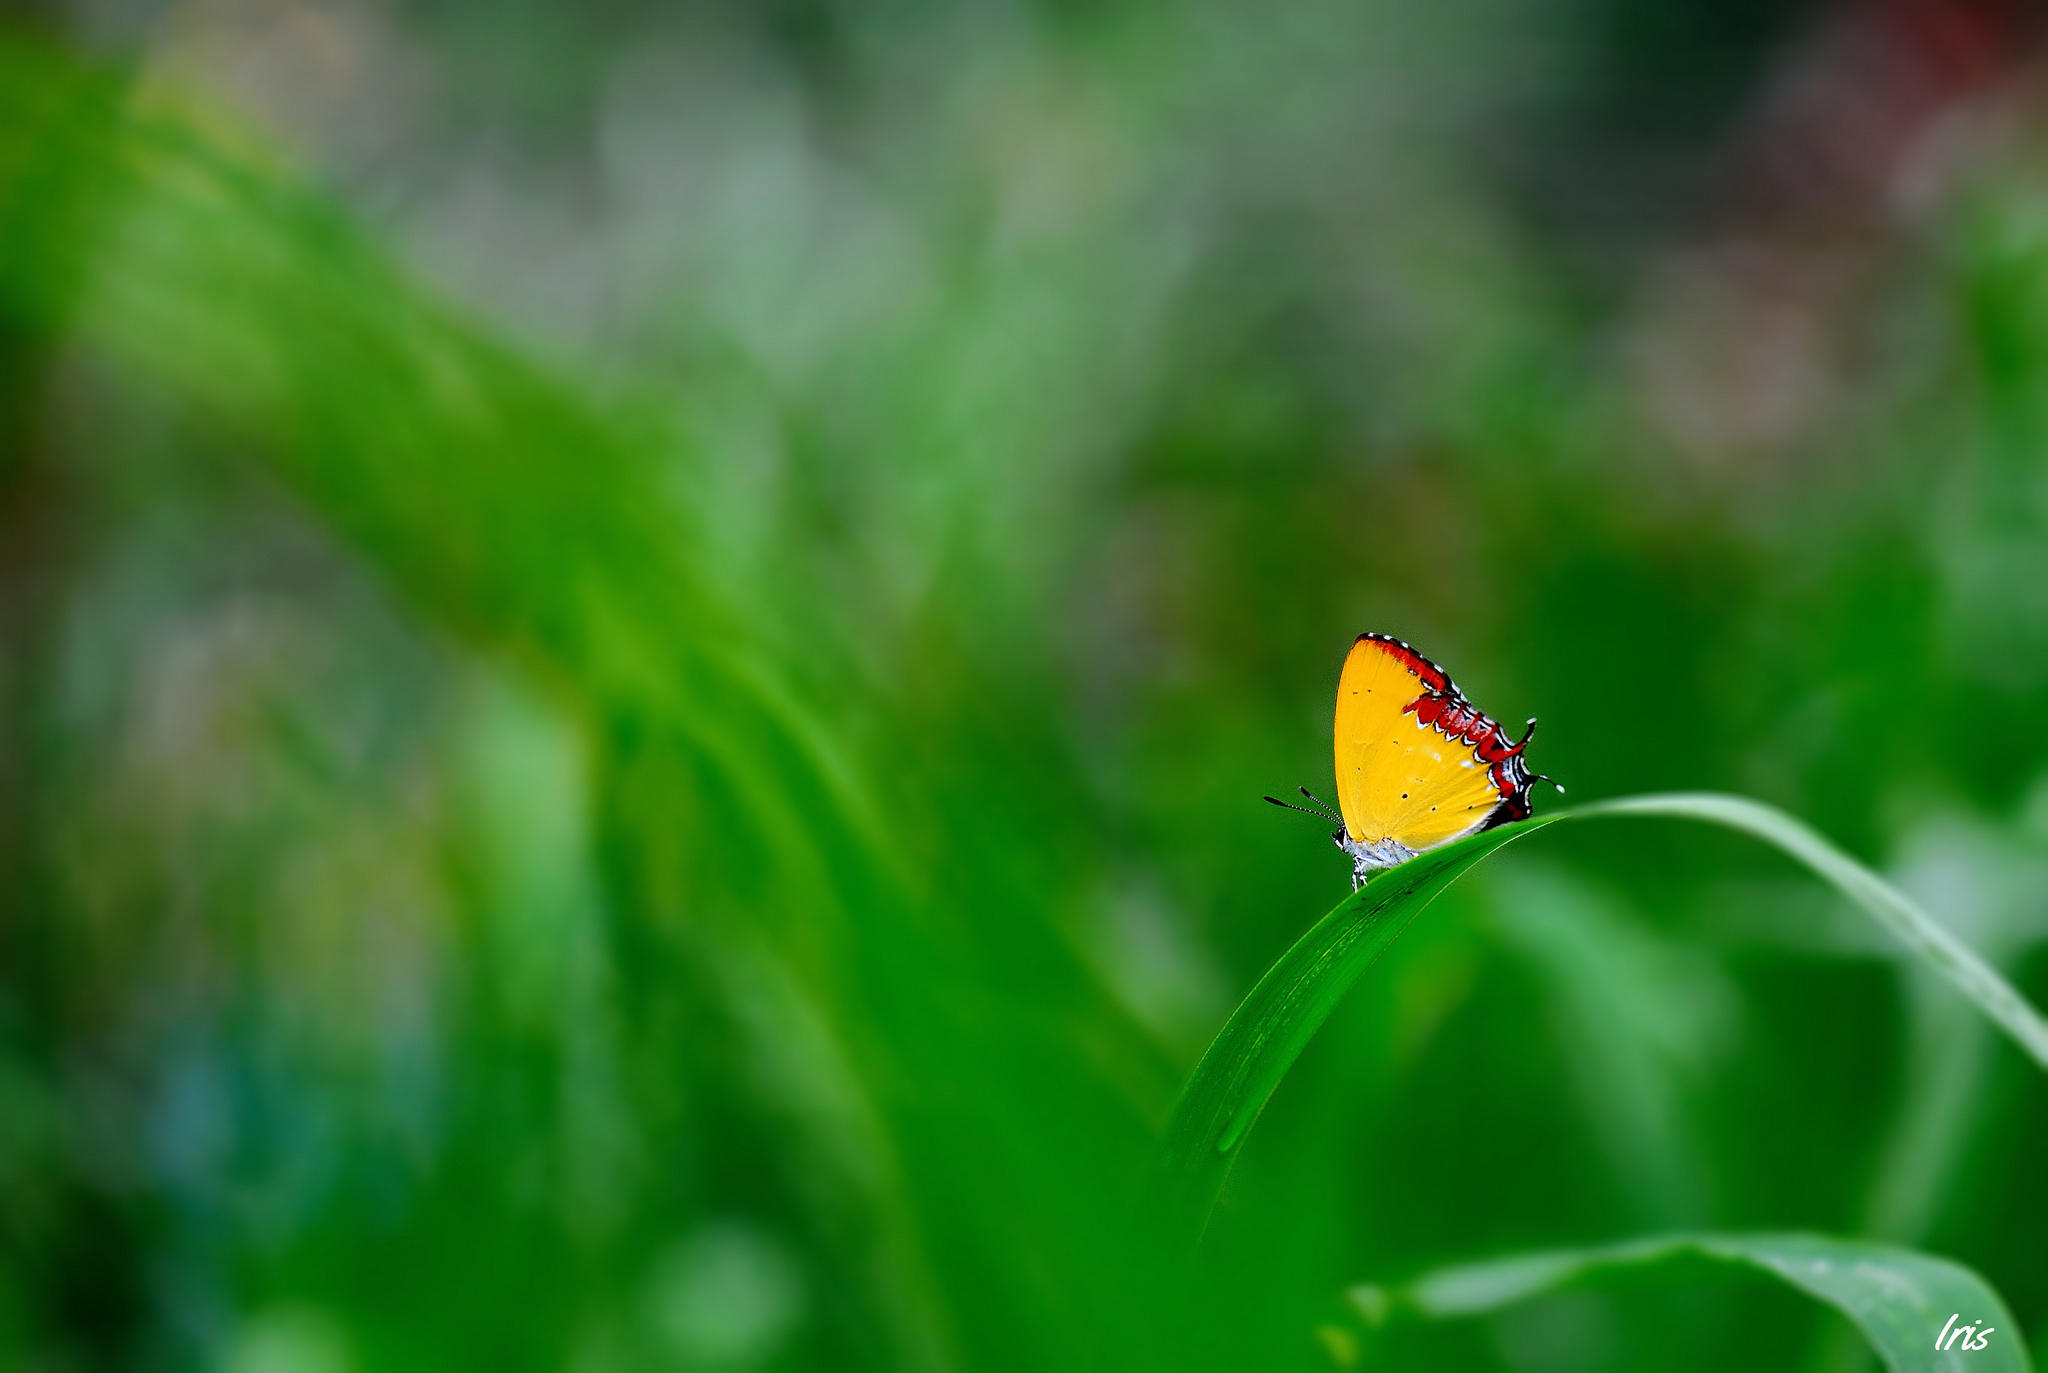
xmin=2 ymin=5 xmax=2048 ymax=1371
xmin=1580 ymin=796 xmax=2048 ymax=1069
xmin=1148 ymin=792 xmax=2048 ymax=1281
xmin=1342 ymin=1233 xmax=2030 ymax=1373
xmin=1144 ymin=819 xmax=1560 ymax=1259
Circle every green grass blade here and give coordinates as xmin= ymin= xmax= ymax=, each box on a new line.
xmin=1147 ymin=791 xmax=2048 ymax=1266
xmin=1345 ymin=1231 xmax=2032 ymax=1373
xmin=1138 ymin=817 xmax=1562 ymax=1255
xmin=1578 ymin=793 xmax=2048 ymax=1070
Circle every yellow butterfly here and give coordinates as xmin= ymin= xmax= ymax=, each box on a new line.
xmin=1270 ymin=633 xmax=1561 ymax=888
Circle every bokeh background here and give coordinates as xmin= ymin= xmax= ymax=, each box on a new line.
xmin=2 ymin=0 xmax=2047 ymax=1368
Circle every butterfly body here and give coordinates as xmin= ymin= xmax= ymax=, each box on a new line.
xmin=1273 ymin=633 xmax=1557 ymax=889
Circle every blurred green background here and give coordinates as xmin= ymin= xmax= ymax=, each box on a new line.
xmin=2 ymin=0 xmax=2047 ymax=1368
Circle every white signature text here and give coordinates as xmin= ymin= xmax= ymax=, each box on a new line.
xmin=1936 ymin=1314 xmax=1995 ymax=1352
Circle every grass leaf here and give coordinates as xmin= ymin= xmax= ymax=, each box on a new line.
xmin=1345 ymin=1231 xmax=2032 ymax=1373
xmin=1138 ymin=817 xmax=1561 ymax=1255
xmin=1148 ymin=792 xmax=2048 ymax=1262
xmin=1580 ymin=793 xmax=2048 ymax=1070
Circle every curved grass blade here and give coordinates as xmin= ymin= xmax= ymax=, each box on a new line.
xmin=1138 ymin=817 xmax=1561 ymax=1255
xmin=1580 ymin=794 xmax=2048 ymax=1070
xmin=1146 ymin=791 xmax=2048 ymax=1265
xmin=1344 ymin=1231 xmax=2031 ymax=1373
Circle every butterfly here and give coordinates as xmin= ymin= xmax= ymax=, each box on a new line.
xmin=1269 ymin=633 xmax=1561 ymax=889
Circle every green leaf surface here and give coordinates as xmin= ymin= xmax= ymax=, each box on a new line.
xmin=1580 ymin=794 xmax=2048 ymax=1069
xmin=1147 ymin=792 xmax=2048 ymax=1260
xmin=1345 ymin=1231 xmax=2031 ymax=1373
xmin=1138 ymin=817 xmax=1561 ymax=1255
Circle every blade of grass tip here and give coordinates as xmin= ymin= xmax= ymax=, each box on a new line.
xmin=1573 ymin=793 xmax=2048 ymax=1072
xmin=1346 ymin=1231 xmax=2031 ymax=1373
xmin=1138 ymin=817 xmax=1562 ymax=1260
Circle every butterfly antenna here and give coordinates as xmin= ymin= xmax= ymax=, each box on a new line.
xmin=1297 ymin=786 xmax=1345 ymax=823
xmin=1266 ymin=790 xmax=1345 ymax=827
xmin=1264 ymin=794 xmax=1326 ymax=821
xmin=1514 ymin=719 xmax=1565 ymax=793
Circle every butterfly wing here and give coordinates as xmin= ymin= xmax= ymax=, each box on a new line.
xmin=1333 ymin=635 xmax=1515 ymax=853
